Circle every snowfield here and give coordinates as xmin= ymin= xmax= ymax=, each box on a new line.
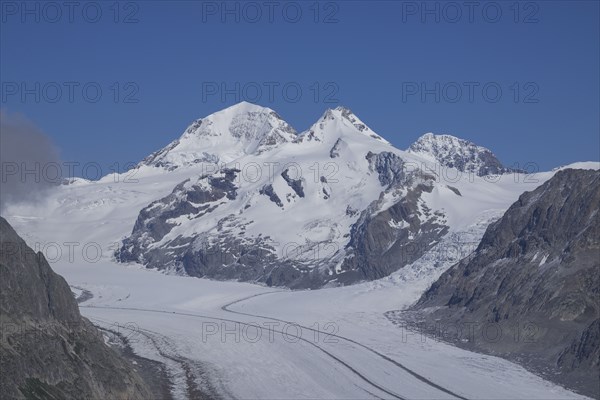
xmin=4 ymin=102 xmax=598 ymax=399
xmin=6 ymin=161 xmax=597 ymax=400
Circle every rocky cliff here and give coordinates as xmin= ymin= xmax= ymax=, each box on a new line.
xmin=408 ymin=169 xmax=600 ymax=398
xmin=0 ymin=217 xmax=152 ymax=399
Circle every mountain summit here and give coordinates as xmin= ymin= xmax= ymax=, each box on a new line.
xmin=140 ymin=101 xmax=297 ymax=170
xmin=296 ymin=106 xmax=389 ymax=144
xmin=140 ymin=102 xmax=516 ymax=177
xmin=408 ymin=133 xmax=513 ymax=176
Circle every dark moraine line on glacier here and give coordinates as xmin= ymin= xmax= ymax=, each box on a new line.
xmin=221 ymin=292 xmax=470 ymax=400
xmin=90 ymin=315 xmax=222 ymax=400
xmin=81 ymin=304 xmax=404 ymax=400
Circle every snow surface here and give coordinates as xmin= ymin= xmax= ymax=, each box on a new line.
xmin=7 ymin=168 xmax=596 ymax=399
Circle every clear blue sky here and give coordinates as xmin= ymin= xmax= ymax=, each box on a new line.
xmin=1 ymin=0 xmax=598 ymax=176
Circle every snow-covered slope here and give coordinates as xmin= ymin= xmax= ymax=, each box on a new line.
xmin=120 ymin=106 xmax=433 ymax=287
xmin=113 ymin=103 xmax=579 ymax=288
xmin=140 ymin=102 xmax=297 ymax=169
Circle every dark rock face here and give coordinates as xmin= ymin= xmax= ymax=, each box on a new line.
xmin=0 ymin=217 xmax=151 ymax=400
xmin=410 ymin=169 xmax=600 ymax=398
xmin=117 ymin=168 xmax=240 ymax=265
xmin=366 ymin=151 xmax=406 ymax=187
xmin=179 ymin=235 xmax=325 ymax=289
xmin=340 ymin=183 xmax=448 ymax=284
xmin=337 ymin=152 xmax=449 ymax=284
xmin=329 ymin=138 xmax=345 ymax=158
xmin=281 ymin=169 xmax=305 ymax=198
xmin=446 ymin=185 xmax=461 ymax=196
xmin=116 ymin=166 xmax=326 ymax=288
xmin=259 ymin=184 xmax=284 ymax=207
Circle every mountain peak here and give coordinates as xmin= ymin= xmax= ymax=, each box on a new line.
xmin=410 ymin=132 xmax=487 ymax=154
xmin=321 ymin=106 xmax=357 ymax=122
xmin=333 ymin=105 xmax=353 ymax=113
xmin=140 ymin=102 xmax=297 ymax=169
xmin=218 ymin=101 xmax=274 ymax=115
xmin=408 ymin=133 xmax=511 ymax=176
xmin=300 ymin=106 xmax=389 ymax=144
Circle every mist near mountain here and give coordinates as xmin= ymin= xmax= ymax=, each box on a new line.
xmin=0 ymin=111 xmax=62 ymax=211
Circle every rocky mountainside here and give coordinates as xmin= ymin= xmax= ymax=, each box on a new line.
xmin=408 ymin=169 xmax=600 ymax=398
xmin=116 ymin=102 xmax=525 ymax=289
xmin=0 ymin=217 xmax=152 ymax=399
xmin=408 ymin=132 xmax=516 ymax=176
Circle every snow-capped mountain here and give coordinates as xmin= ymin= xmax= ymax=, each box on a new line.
xmin=7 ymin=102 xmax=592 ymax=289
xmin=116 ymin=102 xmax=539 ymax=288
xmin=408 ymin=132 xmax=515 ymax=176
xmin=3 ymin=102 xmax=597 ymax=400
xmin=140 ymin=102 xmax=297 ymax=170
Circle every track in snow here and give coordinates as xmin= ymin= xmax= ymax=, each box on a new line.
xmin=221 ymin=291 xmax=469 ymax=400
xmin=82 ymin=289 xmax=470 ymax=400
xmin=82 ymin=304 xmax=406 ymax=400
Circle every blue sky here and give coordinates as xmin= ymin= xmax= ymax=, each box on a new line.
xmin=1 ymin=0 xmax=598 ymax=176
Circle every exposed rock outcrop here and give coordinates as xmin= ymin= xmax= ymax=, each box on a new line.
xmin=408 ymin=133 xmax=517 ymax=176
xmin=0 ymin=217 xmax=152 ymax=399
xmin=408 ymin=169 xmax=600 ymax=398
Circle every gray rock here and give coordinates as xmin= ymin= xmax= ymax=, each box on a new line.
xmin=366 ymin=151 xmax=407 ymax=187
xmin=408 ymin=169 xmax=600 ymax=398
xmin=281 ymin=169 xmax=304 ymax=198
xmin=446 ymin=185 xmax=461 ymax=196
xmin=117 ymin=168 xmax=240 ymax=265
xmin=329 ymin=138 xmax=345 ymax=158
xmin=340 ymin=182 xmax=448 ymax=284
xmin=259 ymin=184 xmax=283 ymax=207
xmin=0 ymin=217 xmax=152 ymax=400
